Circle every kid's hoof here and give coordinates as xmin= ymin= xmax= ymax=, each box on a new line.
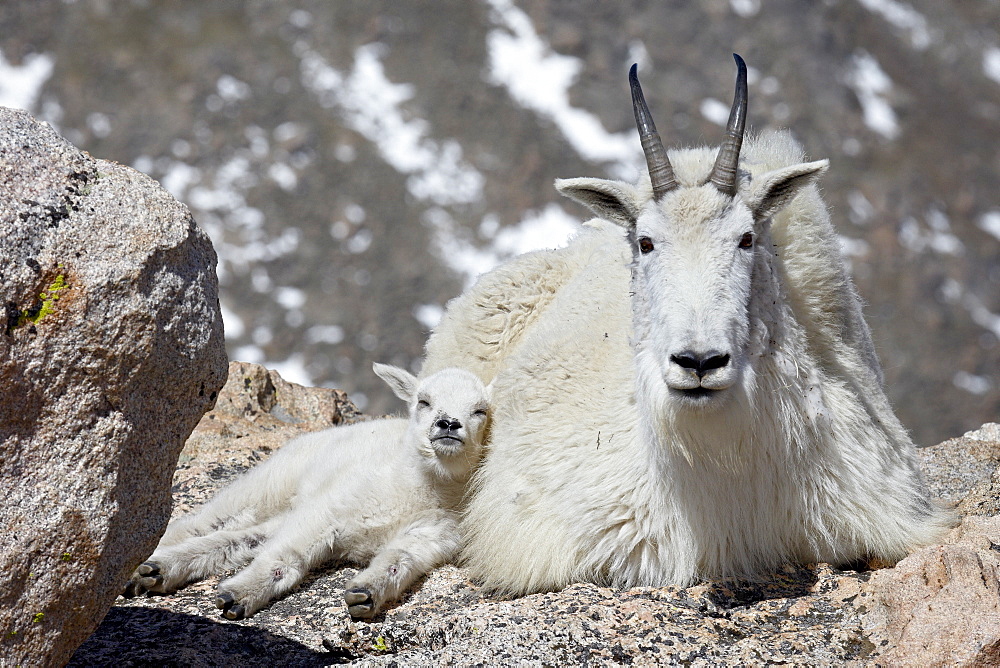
xmin=122 ymin=561 xmax=163 ymax=598
xmin=121 ymin=580 xmax=141 ymax=598
xmin=216 ymin=592 xmax=246 ymax=620
xmin=134 ymin=562 xmax=163 ymax=590
xmin=344 ymin=587 xmax=376 ymax=619
xmin=224 ymin=603 xmax=246 ymax=621
xmin=137 ymin=561 xmax=160 ymax=577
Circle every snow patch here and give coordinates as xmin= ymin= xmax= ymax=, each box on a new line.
xmin=150 ymin=151 xmax=306 ymax=284
xmin=847 ymin=190 xmax=875 ymax=225
xmin=305 ymin=325 xmax=345 ymax=345
xmin=220 ymin=302 xmax=246 ymax=339
xmin=231 ymin=344 xmax=265 ymax=364
xmin=978 ymin=211 xmax=1000 ymax=242
xmin=943 ymin=280 xmax=1000 ymax=341
xmin=627 ymin=40 xmax=651 ymax=73
xmin=217 ymin=74 xmax=252 ymax=102
xmin=964 ymin=293 xmax=1000 ymax=341
xmin=274 ymin=286 xmax=307 ymax=310
xmin=266 ymin=354 xmax=313 ymax=387
xmin=87 ymin=112 xmax=112 ymax=138
xmin=699 ymin=98 xmax=731 ymax=127
xmin=953 ymin=371 xmax=992 ymax=396
xmin=845 ymin=51 xmax=900 ymax=140
xmin=413 ymin=304 xmax=444 ymax=330
xmin=838 ymin=235 xmax=871 ymax=258
xmin=268 ymin=162 xmax=298 ymax=191
xmin=0 ymin=50 xmax=54 ymax=112
xmin=298 ymin=42 xmax=484 ymax=206
xmin=898 ymin=210 xmax=964 ymax=256
xmin=856 ymin=0 xmax=932 ymax=50
xmin=288 ymin=9 xmax=313 ymax=29
xmin=484 ymin=0 xmax=639 ymax=175
xmin=491 ymin=203 xmax=580 ymax=258
xmin=346 ymin=229 xmax=373 ymax=254
xmin=425 ymin=203 xmax=579 ymax=286
xmin=159 ymin=162 xmax=203 ymax=200
xmin=984 ymin=47 xmax=1000 ymax=85
xmin=729 ymin=0 xmax=761 ymax=18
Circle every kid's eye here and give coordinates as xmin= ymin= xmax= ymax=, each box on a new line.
xmin=417 ymin=399 xmax=430 ymax=409
xmin=738 ymin=232 xmax=754 ymax=249
xmin=638 ymin=237 xmax=655 ymax=254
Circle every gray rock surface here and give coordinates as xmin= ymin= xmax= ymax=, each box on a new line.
xmin=918 ymin=423 xmax=1000 ymax=504
xmin=859 ymin=515 xmax=1000 ymax=666
xmin=0 ymin=108 xmax=228 ymax=666
xmin=70 ymin=365 xmax=1000 ymax=666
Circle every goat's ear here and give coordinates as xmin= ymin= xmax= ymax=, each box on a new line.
xmin=373 ymin=363 xmax=418 ymax=403
xmin=746 ymin=160 xmax=828 ymax=222
xmin=555 ymin=177 xmax=641 ymax=230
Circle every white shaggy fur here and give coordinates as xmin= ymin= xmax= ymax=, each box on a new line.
xmin=422 ymin=129 xmax=950 ymax=595
xmin=122 ymin=364 xmax=490 ymax=619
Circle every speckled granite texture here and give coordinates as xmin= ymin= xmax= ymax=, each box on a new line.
xmin=0 ymin=108 xmax=228 ymax=667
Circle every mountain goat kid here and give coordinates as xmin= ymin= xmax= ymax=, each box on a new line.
xmin=122 ymin=364 xmax=491 ymax=620
xmin=422 ymin=56 xmax=951 ymax=595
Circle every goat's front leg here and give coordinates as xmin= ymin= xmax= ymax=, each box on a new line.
xmin=214 ymin=507 xmax=343 ymax=620
xmin=122 ymin=516 xmax=283 ymax=598
xmin=344 ymin=510 xmax=461 ymax=619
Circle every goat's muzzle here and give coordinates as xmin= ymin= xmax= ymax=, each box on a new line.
xmin=430 ymin=416 xmax=466 ymax=452
xmin=665 ymin=349 xmax=736 ymax=402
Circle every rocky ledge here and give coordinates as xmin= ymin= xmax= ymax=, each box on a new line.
xmin=71 ymin=362 xmax=1000 ymax=666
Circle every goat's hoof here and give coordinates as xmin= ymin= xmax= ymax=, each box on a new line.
xmin=344 ymin=587 xmax=376 ymax=619
xmin=215 ymin=591 xmax=247 ymax=620
xmin=121 ymin=580 xmax=141 ymax=598
xmin=136 ymin=562 xmax=164 ymax=590
xmin=137 ymin=561 xmax=160 ymax=577
xmin=122 ymin=561 xmax=162 ymax=598
xmin=224 ymin=603 xmax=246 ymax=621
xmin=138 ymin=575 xmax=162 ymax=590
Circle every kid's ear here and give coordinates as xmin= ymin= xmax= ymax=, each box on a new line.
xmin=555 ymin=177 xmax=642 ymax=230
xmin=745 ymin=160 xmax=828 ymax=222
xmin=372 ymin=363 xmax=418 ymax=403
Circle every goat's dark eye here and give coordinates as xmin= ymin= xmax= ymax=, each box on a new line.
xmin=417 ymin=399 xmax=430 ymax=409
xmin=638 ymin=237 xmax=655 ymax=254
xmin=738 ymin=232 xmax=754 ymax=249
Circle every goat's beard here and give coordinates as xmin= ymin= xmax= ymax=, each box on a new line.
xmin=634 ymin=345 xmax=759 ymax=472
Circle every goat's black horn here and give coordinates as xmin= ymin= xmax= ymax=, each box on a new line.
xmin=708 ymin=54 xmax=748 ymax=197
xmin=630 ymin=63 xmax=678 ymax=200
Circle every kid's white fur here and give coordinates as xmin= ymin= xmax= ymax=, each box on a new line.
xmin=123 ymin=364 xmax=491 ymax=619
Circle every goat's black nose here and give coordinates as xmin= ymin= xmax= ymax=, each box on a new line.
xmin=670 ymin=351 xmax=730 ymax=377
xmin=435 ymin=417 xmax=462 ymax=431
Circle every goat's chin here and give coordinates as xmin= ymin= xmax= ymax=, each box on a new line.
xmin=421 ymin=438 xmax=480 ymax=481
xmin=667 ymin=386 xmax=731 ymax=411
xmin=429 ymin=435 xmax=465 ymax=456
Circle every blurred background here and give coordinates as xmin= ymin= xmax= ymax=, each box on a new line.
xmin=1 ymin=0 xmax=997 ymax=446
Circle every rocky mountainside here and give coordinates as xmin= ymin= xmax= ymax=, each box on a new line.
xmin=71 ymin=363 xmax=1000 ymax=666
xmin=1 ymin=0 xmax=998 ymax=444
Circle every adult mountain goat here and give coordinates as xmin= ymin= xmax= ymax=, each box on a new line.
xmin=123 ymin=364 xmax=491 ymax=619
xmin=421 ymin=55 xmax=950 ymax=595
